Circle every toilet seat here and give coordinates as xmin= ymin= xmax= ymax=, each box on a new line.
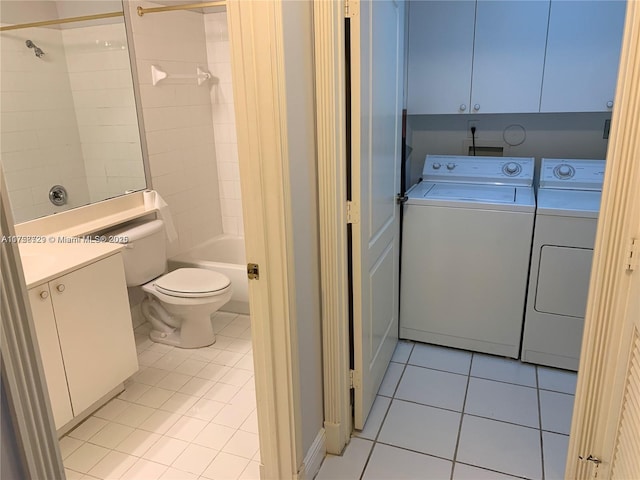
xmin=154 ymin=268 xmax=231 ymax=298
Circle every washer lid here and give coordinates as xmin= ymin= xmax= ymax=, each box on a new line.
xmin=155 ymin=268 xmax=231 ymax=297
xmin=426 ymin=184 xmax=516 ymax=203
xmin=536 ymin=189 xmax=602 ymax=218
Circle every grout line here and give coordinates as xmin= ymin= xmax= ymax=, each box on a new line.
xmin=357 ymin=342 xmax=414 ymax=480
xmin=454 ymin=460 xmax=531 ymax=480
xmin=449 ymin=351 xmax=472 ymax=480
xmin=536 ymin=365 xmax=546 ymax=480
xmin=404 ymin=362 xmax=472 ymax=378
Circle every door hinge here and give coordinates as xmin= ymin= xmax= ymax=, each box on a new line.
xmin=396 ymin=193 xmax=408 ymax=205
xmin=247 ymin=263 xmax=260 ymax=280
xmin=345 ymin=0 xmax=358 ymax=18
xmin=626 ymin=238 xmax=639 ymax=271
xmin=579 ymin=454 xmax=602 ymax=477
xmin=346 ymin=201 xmax=360 ymax=224
xmin=349 ymin=369 xmax=354 ymax=389
xmin=349 ymin=369 xmax=361 ymax=389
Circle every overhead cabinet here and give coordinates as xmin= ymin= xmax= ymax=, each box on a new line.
xmin=407 ymin=0 xmax=626 ymax=115
xmin=407 ymin=0 xmax=549 ymax=114
xmin=407 ymin=1 xmax=475 ymax=114
xmin=540 ymin=1 xmax=626 ymax=113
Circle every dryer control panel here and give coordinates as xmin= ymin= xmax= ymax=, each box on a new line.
xmin=540 ymin=159 xmax=606 ymax=190
xmin=422 ymin=155 xmax=534 ymax=186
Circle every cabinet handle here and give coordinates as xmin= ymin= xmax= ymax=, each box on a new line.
xmin=473 ymin=104 xmax=481 ymax=111
xmin=56 ymin=284 xmax=65 ymax=293
xmin=607 ymin=100 xmax=614 ymax=108
xmin=39 ymin=291 xmax=49 ymax=300
xmin=459 ymin=104 xmax=467 ymax=111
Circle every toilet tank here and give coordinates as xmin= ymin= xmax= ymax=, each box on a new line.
xmin=109 ymin=219 xmax=167 ymax=286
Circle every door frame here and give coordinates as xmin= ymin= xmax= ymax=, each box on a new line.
xmin=315 ymin=0 xmax=405 ymax=452
xmin=313 ymin=0 xmax=353 ymax=456
xmin=1 ymin=1 xmax=307 ymax=478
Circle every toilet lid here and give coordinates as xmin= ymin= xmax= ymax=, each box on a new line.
xmin=155 ymin=268 xmax=231 ymax=297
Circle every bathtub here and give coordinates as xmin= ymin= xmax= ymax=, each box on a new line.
xmin=169 ymin=235 xmax=249 ymax=314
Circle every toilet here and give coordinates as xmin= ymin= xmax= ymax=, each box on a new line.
xmin=113 ymin=219 xmax=232 ymax=348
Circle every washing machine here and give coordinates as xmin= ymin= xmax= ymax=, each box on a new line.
xmin=400 ymin=155 xmax=535 ymax=358
xmin=521 ymin=158 xmax=605 ymax=371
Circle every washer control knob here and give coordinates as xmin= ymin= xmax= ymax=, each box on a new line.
xmin=554 ymin=164 xmax=575 ymax=179
xmin=502 ymin=162 xmax=521 ymax=176
xmin=446 ymin=163 xmax=456 ymax=170
xmin=432 ymin=162 xmax=441 ymax=170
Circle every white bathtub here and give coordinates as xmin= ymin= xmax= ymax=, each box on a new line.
xmin=169 ymin=235 xmax=249 ymax=314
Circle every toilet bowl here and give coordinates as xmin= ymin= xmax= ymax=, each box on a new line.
xmin=109 ymin=219 xmax=233 ymax=348
xmin=142 ymin=268 xmax=232 ymax=348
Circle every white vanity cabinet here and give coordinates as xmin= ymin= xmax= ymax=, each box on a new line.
xmin=28 ymin=253 xmax=138 ymax=429
xmin=540 ymin=0 xmax=626 ymax=113
xmin=28 ymin=285 xmax=74 ymax=429
xmin=407 ymin=0 xmax=549 ymax=114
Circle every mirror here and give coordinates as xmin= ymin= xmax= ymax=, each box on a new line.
xmin=0 ymin=0 xmax=147 ymax=224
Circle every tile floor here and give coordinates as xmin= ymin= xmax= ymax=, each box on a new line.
xmin=317 ymin=340 xmax=577 ymax=480
xmin=61 ymin=311 xmax=260 ymax=480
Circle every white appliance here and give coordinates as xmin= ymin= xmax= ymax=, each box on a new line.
xmin=400 ymin=155 xmax=535 ymax=358
xmin=521 ymin=158 xmax=605 ymax=371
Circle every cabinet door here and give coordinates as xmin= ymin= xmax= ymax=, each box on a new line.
xmin=540 ymin=1 xmax=626 ymax=113
xmin=471 ymin=0 xmax=550 ymax=113
xmin=28 ymin=286 xmax=74 ymax=429
xmin=407 ymin=1 xmax=475 ymax=114
xmin=51 ymin=254 xmax=138 ymax=415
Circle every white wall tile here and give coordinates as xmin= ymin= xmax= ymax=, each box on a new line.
xmin=128 ymin=1 xmax=224 ymax=254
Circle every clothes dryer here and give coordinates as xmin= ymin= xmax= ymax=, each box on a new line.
xmin=400 ymin=155 xmax=535 ymax=358
xmin=521 ymin=158 xmax=605 ymax=370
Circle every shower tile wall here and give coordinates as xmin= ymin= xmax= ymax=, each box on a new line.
xmin=0 ymin=16 xmax=90 ymax=223
xmin=62 ymin=23 xmax=146 ymax=203
xmin=204 ymin=13 xmax=244 ymax=237
xmin=128 ymin=0 xmax=223 ymax=256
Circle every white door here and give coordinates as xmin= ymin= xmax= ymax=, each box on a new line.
xmin=350 ymin=0 xmax=404 ymax=429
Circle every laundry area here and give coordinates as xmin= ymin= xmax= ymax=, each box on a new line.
xmin=398 ymin=0 xmax=623 ymax=371
xmin=319 ymin=0 xmax=627 ymax=478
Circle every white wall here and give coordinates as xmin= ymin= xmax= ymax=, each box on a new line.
xmin=204 ymin=12 xmax=244 ymax=237
xmin=128 ymin=1 xmax=223 ymax=256
xmin=407 ymin=112 xmax=611 ymax=186
xmin=280 ymin=0 xmax=325 ymax=459
xmin=63 ymin=23 xmax=146 ymax=203
xmin=0 ymin=12 xmax=90 ymax=223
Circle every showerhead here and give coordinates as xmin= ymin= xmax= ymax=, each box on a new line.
xmin=25 ymin=40 xmax=45 ymax=58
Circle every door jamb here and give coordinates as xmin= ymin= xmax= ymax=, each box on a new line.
xmin=313 ymin=0 xmax=353 ymax=455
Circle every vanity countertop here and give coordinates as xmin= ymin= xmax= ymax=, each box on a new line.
xmin=18 ymin=240 xmax=125 ymax=289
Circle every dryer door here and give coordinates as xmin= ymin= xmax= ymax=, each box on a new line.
xmin=535 ymin=245 xmax=594 ymax=318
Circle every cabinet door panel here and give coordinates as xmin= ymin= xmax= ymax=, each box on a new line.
xmin=407 ymin=1 xmax=475 ymax=114
xmin=28 ymin=286 xmax=74 ymax=429
xmin=472 ymin=0 xmax=550 ymax=113
xmin=52 ymin=254 xmax=138 ymax=415
xmin=541 ymin=1 xmax=626 ymax=113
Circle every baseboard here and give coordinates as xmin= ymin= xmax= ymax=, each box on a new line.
xmin=297 ymin=428 xmax=326 ymax=480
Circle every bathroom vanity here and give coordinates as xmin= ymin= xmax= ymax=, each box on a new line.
xmin=20 ymin=240 xmax=138 ymax=433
